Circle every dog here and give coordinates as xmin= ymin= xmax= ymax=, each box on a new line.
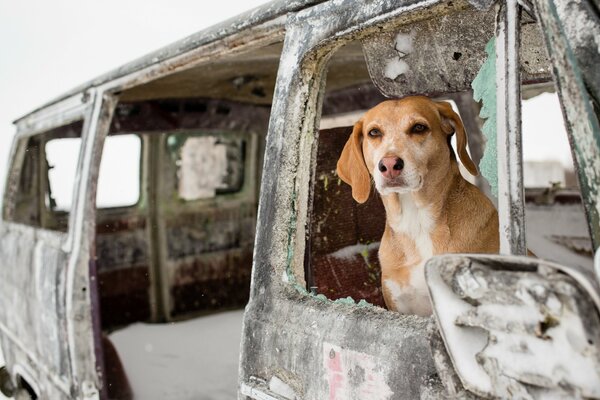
xmin=336 ymin=96 xmax=499 ymax=316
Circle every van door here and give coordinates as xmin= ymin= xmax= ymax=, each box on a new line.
xmin=0 ymin=106 xmax=92 ymax=398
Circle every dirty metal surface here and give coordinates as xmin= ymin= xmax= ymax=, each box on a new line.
xmin=110 ymin=98 xmax=271 ymax=134
xmin=242 ymin=1 xmax=475 ymax=398
xmin=534 ymin=0 xmax=600 ymax=252
xmin=166 ymin=205 xmax=256 ymax=318
xmin=426 ymin=254 xmax=600 ymax=398
xmin=308 ymin=127 xmax=386 ymax=307
xmin=96 ymin=214 xmax=151 ymax=329
xmin=362 ymin=5 xmax=551 ymax=100
xmin=0 ymin=228 xmax=72 ymax=394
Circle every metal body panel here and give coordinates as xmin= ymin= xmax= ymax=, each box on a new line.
xmin=534 ymin=0 xmax=600 ymax=252
xmin=240 ymin=1 xmax=468 ymax=398
xmin=495 ymin=1 xmax=527 ymax=255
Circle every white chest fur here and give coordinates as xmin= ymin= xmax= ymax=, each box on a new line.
xmin=385 ymin=193 xmax=434 ymax=316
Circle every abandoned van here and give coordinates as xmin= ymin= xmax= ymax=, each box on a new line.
xmin=1 ymin=0 xmax=599 ymax=399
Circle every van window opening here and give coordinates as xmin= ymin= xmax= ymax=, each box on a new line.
xmin=3 ymin=120 xmax=83 ymax=232
xmin=96 ymin=134 xmax=141 ymax=209
xmin=167 ymin=133 xmax=246 ymax=201
xmin=296 ymin=15 xmax=594 ymax=308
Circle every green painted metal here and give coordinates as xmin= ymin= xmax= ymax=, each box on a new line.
xmin=472 ymin=38 xmax=498 ymax=198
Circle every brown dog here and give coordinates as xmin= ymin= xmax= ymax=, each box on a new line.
xmin=337 ymin=96 xmax=499 ymax=316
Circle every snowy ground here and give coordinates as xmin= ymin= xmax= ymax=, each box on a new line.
xmin=110 ymin=309 xmax=244 ymax=400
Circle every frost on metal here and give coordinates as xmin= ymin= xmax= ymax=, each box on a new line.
xmin=426 ymin=255 xmax=600 ymax=399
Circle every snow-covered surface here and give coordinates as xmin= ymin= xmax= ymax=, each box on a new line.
xmin=330 ymin=242 xmax=379 ymax=260
xmin=109 ymin=309 xmax=244 ymax=400
xmin=526 ymin=203 xmax=593 ymax=271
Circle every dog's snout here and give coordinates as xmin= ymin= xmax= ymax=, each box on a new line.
xmin=378 ymin=157 xmax=404 ymax=179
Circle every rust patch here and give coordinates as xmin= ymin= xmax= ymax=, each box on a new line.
xmin=98 ymin=267 xmax=151 ymax=329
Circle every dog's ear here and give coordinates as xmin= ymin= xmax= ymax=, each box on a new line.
xmin=336 ymin=120 xmax=371 ymax=203
xmin=436 ymin=101 xmax=479 ymax=176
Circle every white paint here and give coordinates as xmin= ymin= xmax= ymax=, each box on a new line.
xmin=177 ymin=136 xmax=229 ymax=200
xmin=425 ymin=262 xmax=493 ymax=394
xmin=428 ymin=261 xmax=600 ymax=398
xmin=268 ymin=376 xmax=298 ymax=399
xmin=394 ymin=33 xmax=413 ymax=56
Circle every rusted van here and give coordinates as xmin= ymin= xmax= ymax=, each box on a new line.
xmin=0 ymin=0 xmax=599 ymax=399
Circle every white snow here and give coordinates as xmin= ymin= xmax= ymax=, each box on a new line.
xmin=109 ymin=309 xmax=244 ymax=400
xmin=394 ymin=33 xmax=413 ymax=56
xmin=383 ymin=33 xmax=413 ymax=80
xmin=329 ymin=242 xmax=379 ymax=260
xmin=383 ymin=59 xmax=410 ymax=80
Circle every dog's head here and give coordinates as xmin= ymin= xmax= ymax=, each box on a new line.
xmin=336 ymin=96 xmax=478 ymax=203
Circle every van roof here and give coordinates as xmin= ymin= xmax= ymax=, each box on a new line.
xmin=15 ymin=0 xmax=326 ymax=124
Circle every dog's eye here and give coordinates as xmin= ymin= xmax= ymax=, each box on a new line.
xmin=368 ymin=128 xmax=382 ymax=138
xmin=411 ymin=124 xmax=428 ymax=133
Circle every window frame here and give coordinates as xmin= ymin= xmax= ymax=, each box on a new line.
xmin=3 ymin=116 xmax=87 ymax=235
xmin=255 ymin=0 xmax=600 ymax=304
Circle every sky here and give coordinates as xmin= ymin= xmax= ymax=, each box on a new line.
xmin=0 ymin=1 xmax=575 ymax=203
xmin=0 ymin=0 xmax=270 ymax=202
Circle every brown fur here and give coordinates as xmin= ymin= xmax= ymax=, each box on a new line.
xmin=337 ymin=96 xmax=499 ymax=315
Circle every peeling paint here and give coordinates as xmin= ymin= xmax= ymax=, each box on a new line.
xmin=323 ymin=343 xmax=393 ymax=400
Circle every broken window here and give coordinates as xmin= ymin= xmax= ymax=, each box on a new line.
xmin=168 ymin=133 xmax=245 ymax=201
xmin=296 ymin=5 xmax=595 ymax=309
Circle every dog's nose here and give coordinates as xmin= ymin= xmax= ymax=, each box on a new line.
xmin=378 ymin=157 xmax=404 ymax=179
